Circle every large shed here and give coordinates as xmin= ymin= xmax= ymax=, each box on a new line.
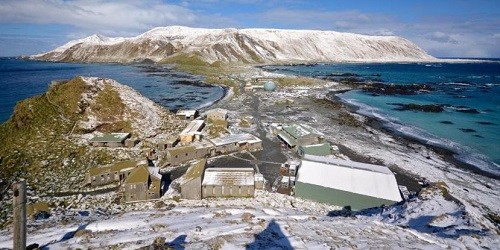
xmin=277 ymin=124 xmax=322 ymax=149
xmin=295 ymin=155 xmax=402 ymax=210
xmin=209 ymin=133 xmax=263 ymax=154
xmin=202 ymin=168 xmax=255 ymax=198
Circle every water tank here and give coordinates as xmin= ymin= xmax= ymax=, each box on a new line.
xmin=264 ymin=81 xmax=276 ymax=91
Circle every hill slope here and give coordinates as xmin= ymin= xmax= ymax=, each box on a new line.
xmin=32 ymin=26 xmax=435 ymax=64
xmin=0 ymin=77 xmax=183 ymax=227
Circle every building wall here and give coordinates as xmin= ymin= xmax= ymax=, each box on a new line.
xmin=295 ymin=181 xmax=399 ymax=210
xmin=180 ymin=177 xmax=202 ymax=200
xmin=248 ymin=141 xmax=263 ymax=151
xmin=123 ymin=182 xmax=148 ymax=202
xmin=167 ymin=147 xmax=211 ymax=166
xmin=208 ymin=112 xmax=227 ymax=121
xmin=202 ymin=185 xmax=255 ymax=198
xmin=90 ymin=172 xmax=117 ymax=187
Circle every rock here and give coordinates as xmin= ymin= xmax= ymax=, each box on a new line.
xmin=456 ymin=108 xmax=480 ymax=114
xmin=362 ymin=83 xmax=433 ymax=95
xmin=391 ymin=103 xmax=444 ymax=113
xmin=476 ymin=121 xmax=496 ymax=125
xmin=440 ymin=121 xmax=454 ymax=125
xmin=459 ymin=128 xmax=477 ymax=133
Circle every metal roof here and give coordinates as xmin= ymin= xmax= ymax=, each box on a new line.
xmin=180 ymin=120 xmax=205 ymax=136
xmin=176 ymin=109 xmax=197 ymax=116
xmin=88 ymin=160 xmax=137 ymax=176
xmin=297 ymin=155 xmax=402 ymax=202
xmin=209 ymin=133 xmax=261 ymax=146
xmin=299 ymin=143 xmax=331 ymax=156
xmin=184 ymin=159 xmax=207 ymax=181
xmin=202 ymin=168 xmax=254 ymax=186
xmin=277 ymin=131 xmax=297 ymax=147
xmin=89 ymin=133 xmax=130 ymax=143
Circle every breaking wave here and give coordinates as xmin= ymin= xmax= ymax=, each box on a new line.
xmin=338 ymin=96 xmax=500 ymax=177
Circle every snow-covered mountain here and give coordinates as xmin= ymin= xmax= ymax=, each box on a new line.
xmin=32 ymin=26 xmax=436 ymax=63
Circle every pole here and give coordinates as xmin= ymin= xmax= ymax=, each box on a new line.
xmin=13 ymin=180 xmax=26 ymax=250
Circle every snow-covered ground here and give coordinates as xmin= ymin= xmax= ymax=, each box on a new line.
xmin=0 ymin=190 xmax=496 ymax=249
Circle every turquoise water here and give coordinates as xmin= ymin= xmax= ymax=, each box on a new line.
xmin=0 ymin=58 xmax=224 ymax=123
xmin=263 ymin=62 xmax=500 ymax=176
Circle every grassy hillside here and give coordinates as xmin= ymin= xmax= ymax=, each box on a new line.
xmin=0 ymin=77 xmax=133 ymax=227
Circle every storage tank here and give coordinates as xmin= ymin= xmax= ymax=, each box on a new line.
xmin=264 ymin=81 xmax=276 ymax=91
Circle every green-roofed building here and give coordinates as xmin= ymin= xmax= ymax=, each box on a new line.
xmin=120 ymin=165 xmax=162 ymax=203
xmin=298 ymin=143 xmax=331 ymax=157
xmin=277 ymin=124 xmax=323 ymax=149
xmin=180 ymin=159 xmax=207 ymax=200
xmin=89 ymin=133 xmax=131 ymax=147
xmin=86 ymin=160 xmax=137 ymax=187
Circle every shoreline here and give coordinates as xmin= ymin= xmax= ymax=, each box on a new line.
xmin=329 ymin=94 xmax=500 ymax=181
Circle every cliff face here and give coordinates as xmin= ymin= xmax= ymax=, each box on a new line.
xmin=32 ymin=26 xmax=435 ymax=63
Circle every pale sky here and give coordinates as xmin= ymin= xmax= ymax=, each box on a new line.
xmin=0 ymin=0 xmax=499 ymax=58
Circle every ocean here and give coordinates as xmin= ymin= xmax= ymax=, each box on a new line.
xmin=0 ymin=58 xmax=224 ymax=123
xmin=262 ymin=61 xmax=500 ymax=176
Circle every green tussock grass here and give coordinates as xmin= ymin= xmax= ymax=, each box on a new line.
xmin=0 ymin=76 xmax=126 ymax=228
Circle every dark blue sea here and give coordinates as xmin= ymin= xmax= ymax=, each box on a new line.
xmin=0 ymin=58 xmax=224 ymax=123
xmin=262 ymin=61 xmax=500 ymax=176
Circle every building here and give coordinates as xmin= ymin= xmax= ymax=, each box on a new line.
xmin=157 ymin=137 xmax=179 ymax=150
xmin=295 ymin=155 xmax=402 ymax=210
xmin=298 ymin=143 xmax=331 ymax=157
xmin=120 ymin=165 xmax=162 ymax=203
xmin=163 ymin=141 xmax=214 ymax=167
xmin=209 ymin=133 xmax=263 ymax=154
xmin=179 ymin=120 xmax=205 ymax=143
xmin=85 ymin=160 xmax=137 ymax=187
xmin=207 ymin=108 xmax=228 ymax=122
xmin=202 ymin=168 xmax=255 ymax=198
xmin=180 ymin=159 xmax=207 ymax=200
xmin=176 ymin=109 xmax=199 ymax=120
xmin=89 ymin=133 xmax=131 ymax=147
xmin=277 ymin=124 xmax=323 ymax=149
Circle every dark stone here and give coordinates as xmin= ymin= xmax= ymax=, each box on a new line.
xmin=440 ymin=121 xmax=454 ymax=125
xmin=361 ymin=82 xmax=433 ymax=95
xmin=476 ymin=121 xmax=496 ymax=125
xmin=459 ymin=128 xmax=477 ymax=133
xmin=473 ymin=134 xmax=484 ymax=138
xmin=456 ymin=108 xmax=480 ymax=114
xmin=390 ymin=103 xmax=444 ymax=113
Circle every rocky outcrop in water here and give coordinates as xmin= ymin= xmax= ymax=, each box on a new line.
xmin=362 ymin=83 xmax=433 ymax=95
xmin=391 ymin=103 xmax=444 ymax=112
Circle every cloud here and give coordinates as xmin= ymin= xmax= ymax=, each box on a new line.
xmin=0 ymin=0 xmax=232 ymax=35
xmin=424 ymin=32 xmax=459 ymax=44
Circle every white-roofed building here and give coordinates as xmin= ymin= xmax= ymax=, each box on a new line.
xmin=202 ymin=168 xmax=255 ymax=198
xmin=295 ymin=155 xmax=402 ymax=210
xmin=179 ymin=120 xmax=205 ymax=143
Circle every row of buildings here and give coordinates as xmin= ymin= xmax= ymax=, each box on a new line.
xmin=275 ymin=123 xmax=403 ymax=210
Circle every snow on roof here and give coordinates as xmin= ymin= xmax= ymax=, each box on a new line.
xmin=176 ymin=109 xmax=197 ymax=117
xmin=180 ymin=120 xmax=204 ymax=136
xmin=209 ymin=133 xmax=261 ymax=146
xmin=89 ymin=133 xmax=130 ymax=143
xmin=298 ymin=155 xmax=402 ymax=202
xmin=202 ymin=168 xmax=254 ymax=186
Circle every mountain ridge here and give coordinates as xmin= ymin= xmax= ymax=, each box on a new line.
xmin=32 ymin=26 xmax=436 ymax=64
